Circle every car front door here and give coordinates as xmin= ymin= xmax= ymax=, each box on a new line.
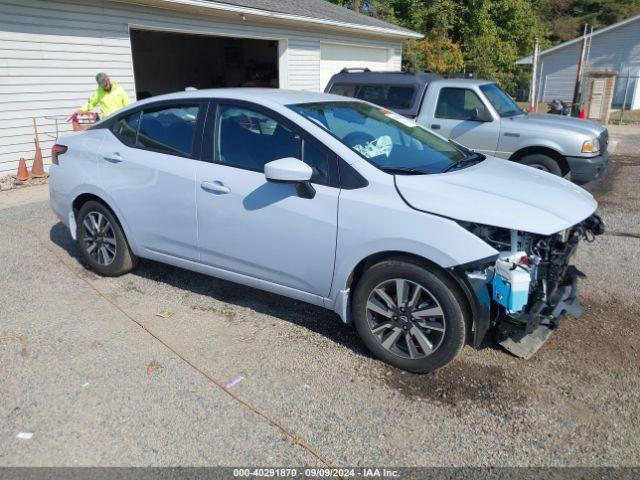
xmin=195 ymin=101 xmax=339 ymax=297
xmin=98 ymin=101 xmax=205 ymax=261
xmin=425 ymin=87 xmax=500 ymax=155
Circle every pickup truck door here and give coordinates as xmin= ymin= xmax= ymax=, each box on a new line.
xmin=418 ymin=86 xmax=500 ymax=156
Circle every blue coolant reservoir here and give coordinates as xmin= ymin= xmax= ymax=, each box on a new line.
xmin=492 ymin=255 xmax=532 ymax=313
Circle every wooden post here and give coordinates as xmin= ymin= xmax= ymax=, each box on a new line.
xmin=572 ymin=25 xmax=589 ymax=116
xmin=529 ymin=37 xmax=540 ymax=113
xmin=536 ymin=61 xmax=544 ymax=112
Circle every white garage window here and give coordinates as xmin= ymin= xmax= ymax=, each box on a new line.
xmin=320 ymin=43 xmax=392 ymax=91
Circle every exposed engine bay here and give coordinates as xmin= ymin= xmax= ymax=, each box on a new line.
xmin=459 ymin=213 xmax=606 ymax=358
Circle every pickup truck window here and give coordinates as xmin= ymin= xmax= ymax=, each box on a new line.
xmin=435 ymin=88 xmax=485 ymax=120
xmin=480 ymin=83 xmax=524 ymax=118
xmin=289 ymin=101 xmax=471 ymax=175
xmin=328 ymin=83 xmax=416 ymax=110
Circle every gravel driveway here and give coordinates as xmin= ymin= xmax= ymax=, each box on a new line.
xmin=1 ymin=132 xmax=639 ymax=467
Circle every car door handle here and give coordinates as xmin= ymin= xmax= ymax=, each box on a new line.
xmin=102 ymin=152 xmax=123 ymax=163
xmin=431 ymin=124 xmax=441 ymax=130
xmin=201 ymin=180 xmax=230 ymax=194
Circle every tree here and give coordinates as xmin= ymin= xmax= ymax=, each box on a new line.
xmin=404 ymin=31 xmax=464 ymax=75
xmin=326 ymin=0 xmax=640 ymax=92
xmin=538 ymin=0 xmax=640 ymax=43
xmin=388 ymin=0 xmax=546 ymax=90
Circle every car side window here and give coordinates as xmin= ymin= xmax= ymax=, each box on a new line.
xmin=138 ymin=105 xmax=200 ymax=156
xmin=216 ymin=105 xmax=301 ymax=172
xmin=111 ymin=111 xmax=140 ymax=147
xmin=435 ymin=88 xmax=485 ymax=120
xmin=302 ymin=140 xmax=330 ymax=185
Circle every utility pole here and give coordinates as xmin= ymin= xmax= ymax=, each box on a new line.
xmin=529 ymin=37 xmax=540 ymax=113
xmin=571 ymin=25 xmax=589 ymax=116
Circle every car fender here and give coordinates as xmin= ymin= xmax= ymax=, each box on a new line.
xmin=508 ymin=137 xmax=568 ymax=159
xmin=69 ymin=184 xmax=141 ymax=256
xmin=328 ymin=226 xmax=498 ymax=315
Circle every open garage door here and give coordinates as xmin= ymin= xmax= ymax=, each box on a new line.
xmin=130 ymin=29 xmax=279 ymax=99
xmin=320 ymin=43 xmax=392 ymax=91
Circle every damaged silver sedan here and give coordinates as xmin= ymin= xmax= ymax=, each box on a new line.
xmin=50 ymin=89 xmax=605 ymax=372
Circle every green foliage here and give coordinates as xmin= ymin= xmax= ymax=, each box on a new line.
xmin=538 ymin=0 xmax=640 ymax=42
xmin=326 ymin=0 xmax=640 ymax=92
xmin=386 ymin=0 xmax=546 ymax=90
xmin=404 ymin=31 xmax=464 ymax=75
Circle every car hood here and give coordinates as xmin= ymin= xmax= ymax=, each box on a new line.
xmin=505 ymin=113 xmax=605 ymax=137
xmin=395 ymin=158 xmax=597 ymax=235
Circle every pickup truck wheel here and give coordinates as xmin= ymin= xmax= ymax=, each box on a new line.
xmin=76 ymin=200 xmax=138 ymax=277
xmin=352 ymin=259 xmax=466 ymax=373
xmin=519 ymin=154 xmax=562 ymax=176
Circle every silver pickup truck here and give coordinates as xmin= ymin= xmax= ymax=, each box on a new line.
xmin=325 ymin=70 xmax=609 ymax=183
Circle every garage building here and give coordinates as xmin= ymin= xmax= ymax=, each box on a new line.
xmin=516 ymin=13 xmax=640 ymax=108
xmin=0 ymin=0 xmax=420 ymax=176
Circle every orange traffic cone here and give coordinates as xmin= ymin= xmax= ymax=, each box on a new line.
xmin=30 ymin=141 xmax=46 ymax=178
xmin=30 ymin=118 xmax=47 ymax=178
xmin=15 ymin=157 xmax=30 ymax=181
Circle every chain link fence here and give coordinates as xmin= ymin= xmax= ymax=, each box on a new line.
xmin=611 ymin=73 xmax=640 ymax=125
xmin=536 ymin=73 xmax=640 ymax=125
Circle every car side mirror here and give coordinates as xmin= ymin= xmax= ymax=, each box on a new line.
xmin=471 ymin=107 xmax=492 ymax=122
xmin=264 ymin=157 xmax=315 ymax=199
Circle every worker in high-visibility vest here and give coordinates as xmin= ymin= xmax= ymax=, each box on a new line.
xmin=77 ymin=72 xmax=131 ymax=117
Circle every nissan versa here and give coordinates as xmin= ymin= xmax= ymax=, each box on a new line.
xmin=49 ymin=89 xmax=605 ymax=373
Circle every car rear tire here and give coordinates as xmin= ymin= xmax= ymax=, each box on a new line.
xmin=519 ymin=153 xmax=562 ymax=176
xmin=352 ymin=258 xmax=467 ymax=373
xmin=76 ymin=200 xmax=138 ymax=277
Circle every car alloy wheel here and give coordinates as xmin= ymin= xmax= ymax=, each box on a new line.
xmin=365 ymin=278 xmax=446 ymax=359
xmin=81 ymin=211 xmax=117 ymax=266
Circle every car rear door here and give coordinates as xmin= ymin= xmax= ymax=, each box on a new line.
xmin=97 ymin=100 xmax=206 ymax=261
xmin=195 ymin=100 xmax=340 ymax=297
xmin=421 ymin=86 xmax=500 ymax=155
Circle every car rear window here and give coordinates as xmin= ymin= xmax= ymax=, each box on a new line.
xmin=329 ymin=84 xmax=416 ymax=110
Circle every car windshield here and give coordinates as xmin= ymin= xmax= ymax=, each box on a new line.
xmin=288 ymin=101 xmax=472 ymax=175
xmin=480 ymin=83 xmax=524 ymax=118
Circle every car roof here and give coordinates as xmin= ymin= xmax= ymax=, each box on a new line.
xmin=325 ymin=70 xmax=442 ymax=87
xmin=133 ymin=88 xmax=352 ymax=107
xmin=430 ymin=78 xmax=494 ymax=87
xmin=323 ymin=70 xmax=442 ymax=117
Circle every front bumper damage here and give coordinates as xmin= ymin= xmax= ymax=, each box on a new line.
xmin=496 ymin=266 xmax=584 ymax=359
xmin=454 ymin=213 xmax=605 ymax=358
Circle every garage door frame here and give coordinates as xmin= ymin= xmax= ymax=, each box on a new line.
xmin=128 ymin=24 xmax=289 ymax=93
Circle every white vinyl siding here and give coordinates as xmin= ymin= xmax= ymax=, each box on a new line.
xmin=0 ymin=0 xmax=402 ymax=176
xmin=535 ymin=16 xmax=640 ymax=103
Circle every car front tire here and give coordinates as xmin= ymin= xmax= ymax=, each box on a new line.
xmin=352 ymin=258 xmax=467 ymax=373
xmin=76 ymin=200 xmax=138 ymax=277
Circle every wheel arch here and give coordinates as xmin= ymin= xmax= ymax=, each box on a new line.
xmin=509 ymin=146 xmax=570 ymax=176
xmin=339 ymin=251 xmax=475 ymax=345
xmin=70 ymin=189 xmax=140 ymax=255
